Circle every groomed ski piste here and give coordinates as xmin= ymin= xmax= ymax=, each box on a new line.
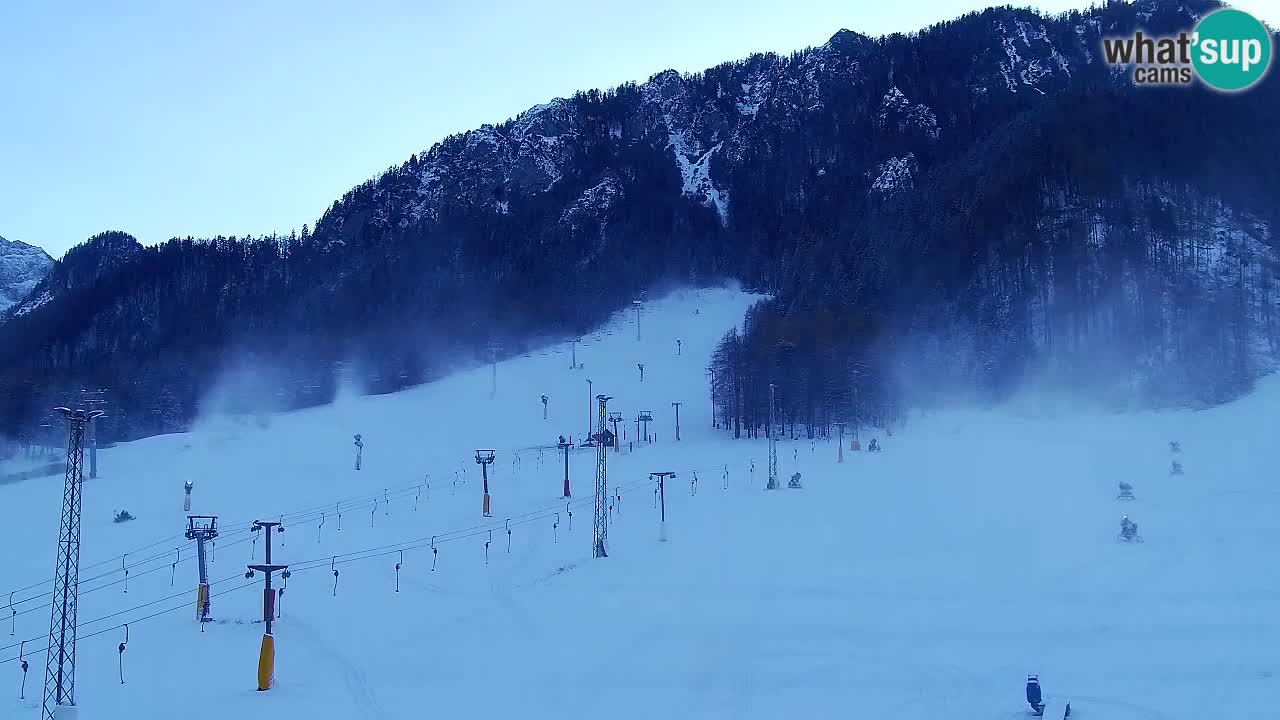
xmin=1 ymin=285 xmax=1276 ymax=719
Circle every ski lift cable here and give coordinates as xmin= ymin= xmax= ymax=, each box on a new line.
xmin=2 ymin=531 xmax=264 ymax=642
xmin=6 ymin=544 xmax=201 ymax=617
xmin=0 ymin=568 xmax=257 ymax=659
xmin=214 ymin=481 xmax=426 ymax=539
xmin=6 ymin=443 xmax=759 ymax=600
xmin=6 ymin=454 xmax=762 ymax=615
xmin=272 ymin=470 xmax=714 ymax=580
xmin=2 ymin=476 xmax=670 ymax=645
xmin=0 ymin=479 xmax=429 ymax=602
xmin=2 ymin=456 xmax=764 ymax=651
xmin=1 ymin=469 xmax=477 ymax=621
xmin=0 ymin=455 xmax=767 ymax=667
xmin=8 ymin=478 xmax=663 ymax=663
xmin=1 ymin=537 xmax=199 ymax=609
xmin=4 ymin=475 xmax=432 ymax=598
xmin=280 ymin=459 xmax=756 ymax=572
xmin=4 ymin=529 xmax=263 ymax=623
xmin=0 ymin=577 xmax=261 ymax=667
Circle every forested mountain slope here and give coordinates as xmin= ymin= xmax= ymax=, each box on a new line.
xmin=1 ymin=0 xmax=1275 ymax=444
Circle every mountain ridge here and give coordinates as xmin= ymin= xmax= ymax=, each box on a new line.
xmin=1 ymin=0 xmax=1274 ymax=444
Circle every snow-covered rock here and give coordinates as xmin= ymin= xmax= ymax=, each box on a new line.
xmin=876 ymin=87 xmax=939 ymax=141
xmin=0 ymin=235 xmax=53 ymax=315
xmin=995 ymin=19 xmax=1072 ymax=95
xmin=870 ymin=154 xmax=918 ymax=198
xmin=560 ymin=175 xmax=623 ymax=226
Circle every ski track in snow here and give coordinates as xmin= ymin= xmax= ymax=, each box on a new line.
xmin=0 ymin=285 xmax=1276 ymax=719
xmin=289 ymin=616 xmax=385 ymax=718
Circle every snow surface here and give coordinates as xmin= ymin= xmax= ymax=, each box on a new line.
xmin=667 ymin=128 xmax=729 ymax=225
xmin=1 ymin=286 xmax=1277 ymax=719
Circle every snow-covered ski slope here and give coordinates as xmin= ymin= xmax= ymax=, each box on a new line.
xmin=1 ymin=285 xmax=1276 ymax=720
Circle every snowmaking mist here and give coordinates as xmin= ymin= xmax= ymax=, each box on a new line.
xmin=881 ymin=279 xmax=1237 ymax=418
xmin=191 ymin=351 xmax=297 ymax=436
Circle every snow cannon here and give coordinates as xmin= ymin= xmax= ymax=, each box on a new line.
xmin=476 ymin=449 xmax=496 ymax=517
xmin=1026 ymin=674 xmax=1044 ymax=715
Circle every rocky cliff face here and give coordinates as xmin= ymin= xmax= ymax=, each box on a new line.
xmin=0 ymin=236 xmax=53 ymax=315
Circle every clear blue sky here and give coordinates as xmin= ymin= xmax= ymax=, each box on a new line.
xmin=2 ymin=0 xmax=1276 ymax=258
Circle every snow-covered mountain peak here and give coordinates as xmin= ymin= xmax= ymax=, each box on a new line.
xmin=0 ymin=235 xmax=54 ymax=315
xmin=823 ymin=28 xmax=875 ymax=54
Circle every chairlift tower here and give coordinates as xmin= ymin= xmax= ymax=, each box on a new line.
xmin=850 ymin=363 xmax=865 ymax=442
xmin=593 ymin=395 xmax=613 ymax=558
xmin=476 ymin=450 xmax=496 ymax=516
xmin=557 ymin=436 xmax=573 ymax=497
xmin=185 ymin=516 xmax=219 ymax=623
xmin=638 ymin=410 xmax=654 ymax=443
xmin=608 ymin=412 xmax=623 ymax=453
xmin=767 ymin=384 xmax=779 ymax=489
xmin=837 ymin=423 xmax=845 ymax=463
xmin=633 ymin=299 xmax=642 ymax=341
xmin=245 ymin=521 xmax=288 ymax=691
xmin=42 ymin=407 xmax=103 ymax=720
xmin=488 ymin=342 xmax=500 ymax=400
xmin=707 ymin=368 xmax=717 ymax=429
xmin=38 ymin=422 xmax=54 ymax=459
xmin=651 ymin=471 xmax=676 ymax=542
xmin=585 ymin=378 xmax=593 ymax=444
xmin=79 ymin=389 xmax=107 ymax=479
xmin=671 ymin=402 xmax=682 ymax=441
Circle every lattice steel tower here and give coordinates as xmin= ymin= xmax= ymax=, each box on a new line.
xmin=43 ymin=407 xmax=103 ymax=720
xmin=593 ymin=394 xmax=613 ymax=558
xmin=766 ymin=384 xmax=779 ymax=490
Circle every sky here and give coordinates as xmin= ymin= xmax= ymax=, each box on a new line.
xmin=2 ymin=0 xmax=1278 ymax=259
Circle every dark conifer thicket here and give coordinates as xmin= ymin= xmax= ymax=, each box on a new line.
xmin=1 ymin=0 xmax=1276 ymax=446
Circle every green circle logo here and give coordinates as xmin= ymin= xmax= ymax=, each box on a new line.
xmin=1192 ymin=9 xmax=1272 ymax=92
